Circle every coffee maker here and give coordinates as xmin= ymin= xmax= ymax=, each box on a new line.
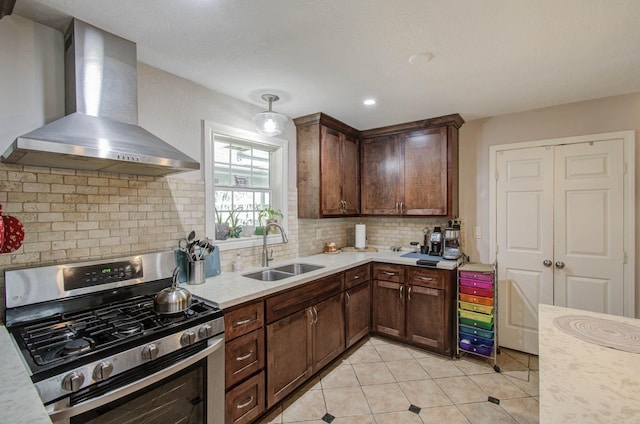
xmin=429 ymin=227 xmax=442 ymax=256
xmin=443 ymin=220 xmax=462 ymax=260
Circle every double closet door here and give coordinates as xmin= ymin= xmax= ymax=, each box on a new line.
xmin=493 ymin=133 xmax=633 ymax=355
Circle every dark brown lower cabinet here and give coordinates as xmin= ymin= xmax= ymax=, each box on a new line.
xmin=372 ymin=279 xmax=404 ymax=338
xmin=345 ymin=280 xmax=371 ymax=348
xmin=225 ymin=371 xmax=265 ymax=424
xmin=313 ymin=293 xmax=345 ymax=370
xmin=266 ymin=309 xmax=313 ymax=407
xmin=406 ymin=285 xmax=446 ymax=350
xmin=371 ymin=263 xmax=454 ymax=356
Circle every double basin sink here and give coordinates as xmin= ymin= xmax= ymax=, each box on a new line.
xmin=243 ymin=263 xmax=325 ymax=281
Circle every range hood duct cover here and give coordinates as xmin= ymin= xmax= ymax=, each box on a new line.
xmin=2 ymin=19 xmax=199 ymax=176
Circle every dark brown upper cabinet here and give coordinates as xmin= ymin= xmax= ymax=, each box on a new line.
xmin=360 ymin=114 xmax=464 ymax=217
xmin=294 ymin=113 xmax=360 ymax=219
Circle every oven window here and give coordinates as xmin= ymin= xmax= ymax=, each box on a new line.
xmin=71 ymin=360 xmax=206 ymax=424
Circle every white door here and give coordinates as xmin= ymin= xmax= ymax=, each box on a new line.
xmin=496 ymin=138 xmax=627 ymax=355
xmin=496 ymin=146 xmax=554 ymax=355
xmin=553 ymin=140 xmax=625 ymax=313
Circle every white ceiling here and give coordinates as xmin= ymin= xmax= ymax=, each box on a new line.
xmin=12 ymin=0 xmax=640 ymax=130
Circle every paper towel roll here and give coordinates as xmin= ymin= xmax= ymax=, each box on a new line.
xmin=355 ymin=224 xmax=366 ymax=249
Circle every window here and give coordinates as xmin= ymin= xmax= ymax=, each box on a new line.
xmin=204 ymin=121 xmax=288 ymax=249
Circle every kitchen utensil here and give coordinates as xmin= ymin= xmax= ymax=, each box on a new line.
xmin=154 ymin=267 xmax=192 ymax=314
xmin=1 ymin=212 xmax=25 ymax=253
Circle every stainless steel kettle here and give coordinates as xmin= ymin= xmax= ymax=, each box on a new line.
xmin=154 ymin=267 xmax=192 ymax=314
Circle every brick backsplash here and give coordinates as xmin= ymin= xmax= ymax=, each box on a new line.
xmin=0 ymin=162 xmax=465 ymax=320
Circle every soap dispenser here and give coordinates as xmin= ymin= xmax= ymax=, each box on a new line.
xmin=232 ymin=253 xmax=243 ymax=272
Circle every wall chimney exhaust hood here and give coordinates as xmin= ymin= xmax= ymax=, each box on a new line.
xmin=1 ymin=19 xmax=200 ymax=177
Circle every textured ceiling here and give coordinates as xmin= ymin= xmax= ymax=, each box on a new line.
xmin=12 ymin=0 xmax=640 ymax=130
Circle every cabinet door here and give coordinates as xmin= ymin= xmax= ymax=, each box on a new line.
xmin=372 ymin=280 xmax=405 ymax=337
xmin=361 ymin=135 xmax=401 ymax=214
xmin=341 ymin=133 xmax=360 ymax=214
xmin=320 ymin=126 xmax=344 ymax=215
xmin=401 ymin=127 xmax=449 ymax=215
xmin=406 ymin=285 xmax=446 ymax=351
xmin=345 ymin=281 xmax=371 ymax=348
xmin=313 ymin=293 xmax=345 ymax=371
xmin=266 ymin=309 xmax=313 ymax=407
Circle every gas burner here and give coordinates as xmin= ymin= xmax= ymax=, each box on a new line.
xmin=62 ymin=338 xmax=92 ymax=356
xmin=115 ymin=321 xmax=144 ymax=336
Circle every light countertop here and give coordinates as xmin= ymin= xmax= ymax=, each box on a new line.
xmin=0 ymin=249 xmax=457 ymax=423
xmin=539 ymin=303 xmax=640 ymax=423
xmin=186 ymin=249 xmax=459 ymax=309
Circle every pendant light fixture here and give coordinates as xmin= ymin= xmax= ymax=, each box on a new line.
xmin=253 ymin=94 xmax=287 ymax=137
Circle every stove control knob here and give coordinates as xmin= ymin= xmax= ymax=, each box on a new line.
xmin=62 ymin=371 xmax=85 ymax=392
xmin=93 ymin=361 xmax=114 ymax=381
xmin=142 ymin=344 xmax=159 ymax=360
xmin=198 ymin=324 xmax=213 ymax=339
xmin=181 ymin=330 xmax=196 ymax=346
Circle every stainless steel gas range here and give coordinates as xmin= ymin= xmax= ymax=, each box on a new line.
xmin=4 ymin=252 xmax=224 ymax=424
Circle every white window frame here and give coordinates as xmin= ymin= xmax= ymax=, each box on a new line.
xmin=203 ymin=120 xmax=289 ymax=251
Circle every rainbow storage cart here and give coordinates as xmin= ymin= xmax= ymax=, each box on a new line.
xmin=456 ymin=262 xmax=500 ymax=372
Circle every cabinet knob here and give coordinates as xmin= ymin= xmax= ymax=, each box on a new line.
xmin=555 ymin=261 xmax=565 ymax=269
xmin=543 ymin=259 xmax=552 ymax=267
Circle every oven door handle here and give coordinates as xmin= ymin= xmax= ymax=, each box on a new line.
xmin=48 ymin=335 xmax=224 ymax=422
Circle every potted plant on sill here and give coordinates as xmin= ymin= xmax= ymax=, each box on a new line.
xmin=256 ymin=206 xmax=284 ymax=235
xmin=227 ymin=206 xmax=243 ymax=238
xmin=214 ymin=208 xmax=229 ymax=240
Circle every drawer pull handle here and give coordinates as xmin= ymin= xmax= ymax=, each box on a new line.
xmin=382 ymin=271 xmax=396 ymax=276
xmin=346 ymin=292 xmax=350 ymax=306
xmin=353 ymin=275 xmax=361 ymax=279
xmin=236 ymin=396 xmax=254 ymax=409
xmin=399 ymin=285 xmax=404 ymax=299
xmin=234 ymin=317 xmax=254 ymax=327
xmin=419 ymin=277 xmax=434 ymax=281
xmin=408 ymin=286 xmax=412 ymax=300
xmin=235 ymin=351 xmax=254 ymax=362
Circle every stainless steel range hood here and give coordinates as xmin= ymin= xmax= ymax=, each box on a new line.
xmin=2 ymin=19 xmax=200 ymax=176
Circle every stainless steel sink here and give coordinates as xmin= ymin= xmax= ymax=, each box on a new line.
xmin=242 ymin=269 xmax=294 ymax=281
xmin=242 ymin=263 xmax=325 ymax=281
xmin=273 ymin=263 xmax=325 ymax=275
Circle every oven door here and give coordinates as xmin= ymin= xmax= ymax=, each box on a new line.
xmin=47 ymin=335 xmax=224 ymax=424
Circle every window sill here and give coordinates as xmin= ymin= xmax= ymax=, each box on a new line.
xmin=214 ymin=234 xmax=286 ymax=252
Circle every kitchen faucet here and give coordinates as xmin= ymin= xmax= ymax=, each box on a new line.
xmin=262 ymin=222 xmax=288 ymax=267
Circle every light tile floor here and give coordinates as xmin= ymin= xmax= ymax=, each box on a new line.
xmin=258 ymin=336 xmax=539 ymax=424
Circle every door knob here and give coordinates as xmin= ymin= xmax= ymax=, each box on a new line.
xmin=555 ymin=261 xmax=565 ymax=269
xmin=543 ymin=259 xmax=552 ymax=267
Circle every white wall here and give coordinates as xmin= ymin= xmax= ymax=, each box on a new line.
xmin=0 ymin=15 xmax=298 ymax=187
xmin=458 ymin=92 xmax=640 ymax=316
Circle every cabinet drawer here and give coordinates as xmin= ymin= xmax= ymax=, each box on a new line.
xmin=406 ymin=267 xmax=445 ymax=289
xmin=225 ymin=329 xmax=265 ymax=389
xmin=372 ymin=263 xmax=404 ymax=283
xmin=225 ymin=371 xmax=265 ymax=424
xmin=266 ymin=273 xmax=343 ymax=323
xmin=345 ymin=264 xmax=370 ymax=289
xmin=225 ymin=300 xmax=264 ymax=341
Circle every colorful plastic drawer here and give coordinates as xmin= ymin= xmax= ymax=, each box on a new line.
xmin=459 ymin=317 xmax=494 ymax=331
xmin=459 ymin=340 xmax=493 ymax=356
xmin=460 ymin=286 xmax=494 ymax=298
xmin=459 ymin=271 xmax=494 ymax=282
xmin=459 ymin=300 xmax=494 ymax=315
xmin=459 ymin=293 xmax=494 ymax=306
xmin=459 ymin=323 xmax=494 ymax=339
xmin=459 ymin=332 xmax=494 ymax=347
xmin=459 ymin=278 xmax=493 ymax=290
xmin=459 ymin=309 xmax=494 ymax=324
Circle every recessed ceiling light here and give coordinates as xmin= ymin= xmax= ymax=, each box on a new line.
xmin=363 ymin=98 xmax=376 ymax=106
xmin=409 ymin=52 xmax=433 ymax=65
